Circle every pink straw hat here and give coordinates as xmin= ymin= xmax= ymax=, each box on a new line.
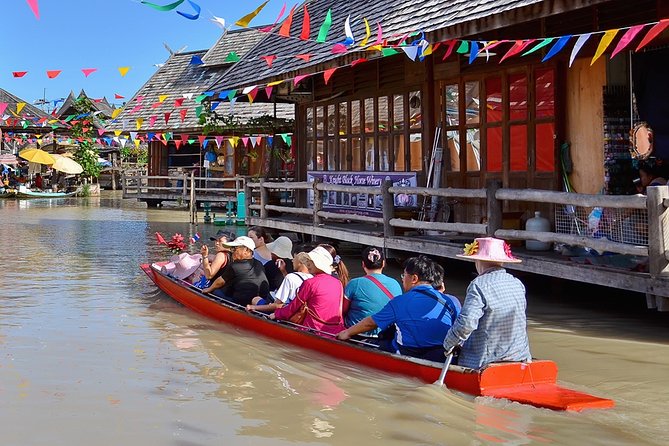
xmin=456 ymin=237 xmax=521 ymax=263
xmin=162 ymin=253 xmax=203 ymax=279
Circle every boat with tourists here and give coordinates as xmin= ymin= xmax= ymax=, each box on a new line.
xmin=141 ymin=262 xmax=614 ymax=412
xmin=14 ymin=185 xmax=79 ymax=199
xmin=0 ymin=187 xmax=16 ymax=198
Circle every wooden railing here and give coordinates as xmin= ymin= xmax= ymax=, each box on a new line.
xmin=121 ymin=172 xmax=244 ymax=202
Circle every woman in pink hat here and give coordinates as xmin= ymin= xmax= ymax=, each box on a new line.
xmin=443 ymin=237 xmax=532 ymax=369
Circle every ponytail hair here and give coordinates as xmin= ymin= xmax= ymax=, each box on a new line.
xmin=319 ymin=243 xmax=349 ymax=287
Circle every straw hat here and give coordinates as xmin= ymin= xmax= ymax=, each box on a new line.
xmin=456 ymin=237 xmax=521 ymax=263
xmin=266 ymin=236 xmax=294 ymax=259
xmin=222 ymin=235 xmax=256 ymax=251
xmin=308 ymin=246 xmax=334 ymax=273
xmin=162 ymin=253 xmax=203 ymax=279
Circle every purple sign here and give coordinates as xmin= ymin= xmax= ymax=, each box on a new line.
xmin=307 ymin=171 xmax=418 ymax=217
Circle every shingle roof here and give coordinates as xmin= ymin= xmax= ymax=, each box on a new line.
xmin=107 ymin=28 xmax=294 ymax=133
xmin=57 ymin=90 xmax=115 ymax=119
xmin=0 ymin=87 xmax=54 ymax=130
xmin=210 ymin=0 xmax=611 ymax=92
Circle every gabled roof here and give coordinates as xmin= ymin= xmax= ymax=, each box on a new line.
xmin=0 ymin=87 xmax=53 ymax=129
xmin=210 ymin=0 xmax=612 ymax=92
xmin=107 ymin=28 xmax=294 ymax=133
xmin=56 ymin=90 xmax=115 ymax=121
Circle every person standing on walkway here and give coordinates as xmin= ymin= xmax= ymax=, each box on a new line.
xmin=443 ymin=237 xmax=532 ymax=369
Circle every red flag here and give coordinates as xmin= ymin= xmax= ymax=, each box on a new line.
xmin=323 ymin=67 xmax=338 ymax=85
xmin=278 ymin=5 xmax=296 ymax=37
xmin=637 ymin=19 xmax=669 ymax=52
xmin=114 ymin=93 xmax=125 ymax=99
xmin=174 ymin=98 xmax=184 ymax=107
xmin=261 ymin=55 xmax=276 ymax=67
xmin=12 ymin=71 xmax=28 ymax=78
xmin=261 ymin=2 xmax=286 ymax=32
xmin=500 ymin=39 xmax=535 ymax=63
xmin=46 ymin=70 xmax=61 ymax=79
xmin=351 ymin=58 xmax=367 ymax=67
xmin=300 ymin=5 xmax=310 ymax=40
xmin=164 ymin=112 xmax=171 ymax=125
xmin=179 ymin=109 xmax=187 ymax=122
xmin=155 ymin=232 xmax=167 ymax=245
xmin=295 ymin=54 xmax=311 ymax=61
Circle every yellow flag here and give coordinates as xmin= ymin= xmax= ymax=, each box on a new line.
xmin=37 ymin=139 xmax=42 ymax=145
xmin=267 ymin=80 xmax=284 ymax=87
xmin=360 ymin=18 xmax=371 ymax=46
xmin=422 ymin=44 xmax=434 ymax=57
xmin=114 ymin=130 xmax=122 ymax=136
xmin=235 ymin=0 xmax=269 ymax=27
xmin=367 ymin=44 xmax=383 ymax=52
xmin=17 ymin=102 xmax=26 ymax=114
xmin=591 ymin=29 xmax=618 ymax=66
xmin=118 ymin=66 xmax=131 ymax=77
xmin=136 ymin=118 xmax=144 ymax=130
xmin=158 ymin=95 xmax=168 ymax=103
xmin=134 ymin=139 xmax=141 ymax=149
xmin=230 ymin=136 xmax=240 ymax=147
xmin=112 ymin=108 xmax=122 ymax=119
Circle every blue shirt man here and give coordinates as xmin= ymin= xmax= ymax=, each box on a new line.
xmin=337 ymin=256 xmax=460 ymax=363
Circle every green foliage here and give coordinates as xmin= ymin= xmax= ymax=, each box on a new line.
xmin=120 ymin=144 xmax=148 ymax=166
xmin=80 ymin=183 xmax=91 ymax=197
xmin=71 ymin=97 xmax=101 ymax=180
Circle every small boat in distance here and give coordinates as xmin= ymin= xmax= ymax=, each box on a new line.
xmin=0 ymin=187 xmax=16 ymax=198
xmin=141 ymin=263 xmax=615 ymax=412
xmin=15 ymin=185 xmax=79 ymax=199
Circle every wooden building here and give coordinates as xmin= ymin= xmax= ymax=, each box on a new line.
xmin=210 ymin=0 xmax=669 ymax=225
xmin=0 ymin=87 xmax=56 ymax=152
xmin=108 ymin=27 xmax=294 ymax=182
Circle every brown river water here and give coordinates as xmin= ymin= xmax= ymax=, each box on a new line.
xmin=1 ymin=193 xmax=668 ymax=445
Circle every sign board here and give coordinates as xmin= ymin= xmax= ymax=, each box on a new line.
xmin=307 ymin=171 xmax=418 ymax=217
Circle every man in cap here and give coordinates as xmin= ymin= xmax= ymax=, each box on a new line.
xmin=443 ymin=237 xmax=531 ymax=369
xmin=202 ymin=236 xmax=270 ymax=306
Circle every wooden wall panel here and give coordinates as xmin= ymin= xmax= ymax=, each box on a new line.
xmin=566 ymin=58 xmax=606 ymax=195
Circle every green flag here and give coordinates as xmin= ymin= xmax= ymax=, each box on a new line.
xmin=317 ymin=9 xmax=332 ymax=43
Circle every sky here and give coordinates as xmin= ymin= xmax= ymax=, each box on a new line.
xmin=0 ymin=0 xmax=286 ymax=111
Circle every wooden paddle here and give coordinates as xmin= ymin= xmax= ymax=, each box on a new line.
xmin=434 ymin=352 xmax=454 ymax=386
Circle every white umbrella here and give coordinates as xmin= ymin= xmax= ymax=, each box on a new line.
xmin=51 ymin=154 xmax=83 ymax=175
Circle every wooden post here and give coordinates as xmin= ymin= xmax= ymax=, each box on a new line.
xmin=182 ymin=173 xmax=188 ymax=198
xmin=259 ymin=177 xmax=269 ymax=220
xmin=111 ymin=153 xmax=118 ymax=191
xmin=189 ymin=171 xmax=197 ymax=224
xmin=382 ymin=179 xmax=395 ymax=238
xmin=486 ymin=179 xmax=503 ymax=236
xmin=244 ymin=179 xmax=252 ymax=223
xmin=646 ymin=186 xmax=669 ymax=311
xmin=312 ymin=178 xmax=323 ymax=226
xmin=120 ymin=171 xmax=125 ymax=196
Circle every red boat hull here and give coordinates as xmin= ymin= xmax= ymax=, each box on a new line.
xmin=141 ymin=263 xmax=614 ymax=411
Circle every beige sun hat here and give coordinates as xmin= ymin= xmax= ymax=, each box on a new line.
xmin=308 ymin=246 xmax=334 ymax=273
xmin=456 ymin=237 xmax=522 ymax=263
xmin=266 ymin=236 xmax=294 ymax=259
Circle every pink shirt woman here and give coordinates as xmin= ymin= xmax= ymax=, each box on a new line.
xmin=272 ymin=247 xmax=345 ymax=335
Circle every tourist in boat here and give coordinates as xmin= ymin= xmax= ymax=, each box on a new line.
xmin=263 ymin=236 xmax=295 ymax=291
xmin=442 ymin=237 xmax=532 ymax=369
xmin=202 ymin=236 xmax=270 ymax=306
xmin=246 ymin=252 xmax=313 ymax=313
xmin=196 ymin=230 xmax=236 ymax=286
xmin=337 ymin=255 xmax=461 ymax=362
xmin=318 ymin=244 xmax=350 ymax=288
xmin=34 ymin=173 xmax=43 ymax=190
xmin=343 ymin=247 xmax=402 ymax=336
xmin=248 ymin=226 xmax=273 ymax=265
xmin=271 ymin=246 xmax=345 ymax=335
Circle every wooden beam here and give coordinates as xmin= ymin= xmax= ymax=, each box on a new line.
xmin=317 ymin=211 xmax=384 ymax=225
xmin=388 ymin=186 xmax=486 ymax=199
xmin=496 ymin=188 xmax=647 ymax=209
xmin=390 ymin=219 xmax=487 ymax=234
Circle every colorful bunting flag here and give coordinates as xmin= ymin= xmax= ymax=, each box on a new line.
xmin=174 ymin=98 xmax=184 ymax=107
xmin=224 ymin=52 xmax=240 ymax=62
xmin=360 ymin=18 xmax=371 ymax=47
xmin=323 ymin=67 xmax=337 ymax=85
xmin=260 ymin=2 xmax=286 ymax=33
xmin=542 ymin=35 xmax=572 ymax=62
xmin=12 ymin=71 xmax=28 ymax=78
xmin=190 ymin=55 xmax=204 ymax=65
xmin=317 ymin=9 xmax=332 ymax=43
xmin=149 ymin=116 xmax=157 ymax=127
xmin=591 ymin=29 xmax=618 ymax=65
xmin=295 ymin=54 xmax=311 ymax=61
xmin=278 ymin=5 xmax=296 ymax=37
xmin=300 ymin=5 xmax=310 ymax=40
xmin=140 ymin=0 xmax=185 ymax=11
xmin=118 ymin=67 xmax=131 ymax=77
xmin=235 ymin=0 xmax=269 ymax=27
xmin=293 ymin=74 xmax=309 ymax=86
xmin=180 ymin=109 xmax=188 ymax=122
xmin=176 ymin=0 xmax=200 ymax=20
xmin=82 ymin=68 xmax=97 ymax=77
xmin=636 ymin=19 xmax=669 ymax=52
xmin=136 ymin=118 xmax=144 ymax=130
xmin=46 ymin=70 xmax=61 ymax=79
xmin=611 ymin=25 xmax=645 ymax=59
xmin=158 ymin=94 xmax=169 ymax=103
xmin=17 ymin=103 xmax=26 ymax=114
xmin=164 ymin=112 xmax=171 ymax=124
xmin=211 ymin=16 xmax=226 ymax=29
xmin=500 ymin=39 xmax=535 ymax=63
xmin=568 ymin=34 xmax=590 ymax=67
xmin=343 ymin=15 xmax=355 ymax=46
xmin=261 ymin=55 xmax=276 ymax=68
xmin=26 ymin=0 xmax=39 ymax=19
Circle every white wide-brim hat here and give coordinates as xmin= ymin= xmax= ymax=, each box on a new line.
xmin=222 ymin=235 xmax=256 ymax=251
xmin=308 ymin=246 xmax=334 ymax=273
xmin=267 ymin=236 xmax=294 ymax=259
xmin=456 ymin=237 xmax=522 ymax=263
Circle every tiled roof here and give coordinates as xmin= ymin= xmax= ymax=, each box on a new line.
xmin=210 ymin=0 xmax=610 ymax=92
xmin=108 ymin=28 xmax=294 ymax=133
xmin=0 ymin=87 xmax=54 ymax=130
xmin=57 ymin=90 xmax=115 ymax=119
xmin=203 ymin=26 xmax=267 ymax=66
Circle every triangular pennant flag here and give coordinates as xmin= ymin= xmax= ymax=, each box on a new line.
xmin=235 ymin=0 xmax=269 ymax=27
xmin=175 ymin=140 xmax=183 ymax=149
xmin=130 ymin=131 xmax=138 ymax=141
xmin=591 ymin=29 xmax=618 ymax=65
xmin=26 ymin=0 xmax=40 ymax=19
xmin=611 ymin=25 xmax=645 ymax=59
xmin=241 ymin=137 xmax=249 ymax=147
xmin=402 ymin=46 xmax=419 ymax=61
xmin=323 ymin=67 xmax=337 ymax=85
xmin=202 ymin=139 xmax=209 ymax=149
xmin=149 ymin=116 xmax=157 ymax=127
xmin=224 ymin=52 xmax=241 ymax=62
xmin=468 ymin=41 xmax=480 ymax=64
xmin=293 ymin=74 xmax=309 ymax=86
xmin=17 ymin=103 xmax=26 ymax=114
xmin=12 ymin=71 xmax=28 ymax=78
xmin=278 ymin=5 xmax=296 ymax=37
xmin=97 ymin=128 xmax=106 ymax=136
xmin=198 ymin=135 xmax=206 ymax=145
xmin=317 ymin=8 xmax=332 ymax=43
xmin=523 ymin=38 xmax=554 ymax=56
xmin=248 ymin=89 xmax=258 ymax=103
xmin=136 ymin=118 xmax=144 ymax=130
xmin=211 ymin=16 xmax=225 ymax=29
xmin=180 ymin=109 xmax=187 ymax=122
xmin=267 ymin=80 xmax=283 ymax=87
xmin=332 ymin=43 xmax=348 ymax=54
xmin=381 ymin=48 xmax=399 ymax=57
xmin=174 ymin=98 xmax=184 ymax=107
xmin=227 ymin=90 xmax=237 ymax=101
xmin=151 ymin=102 xmax=161 ymax=109
xmin=211 ymin=102 xmax=220 ymax=111
xmin=637 ymin=19 xmax=669 ymax=52
xmin=46 ymin=70 xmax=61 ymax=79
xmin=500 ymin=39 xmax=535 ymax=63
xmin=195 ymin=106 xmax=203 ymax=117
xmin=82 ymin=68 xmax=97 ymax=77
xmin=300 ymin=5 xmax=310 ymax=40
xmin=542 ymin=35 xmax=572 ymax=62
xmin=262 ymin=86 xmax=272 ymax=100
xmin=360 ymin=18 xmax=371 ymax=47
xmin=441 ymin=39 xmax=457 ymax=61
xmin=295 ymin=53 xmax=311 ymax=61
xmin=190 ymin=55 xmax=204 ymax=65
xmin=112 ymin=108 xmax=122 ymax=118
xmin=261 ymin=55 xmax=276 ymax=68
xmin=180 ymin=134 xmax=189 ymax=143
xmin=134 ymin=139 xmax=141 ymax=149
xmin=215 ymin=135 xmax=225 ymax=148
xmin=158 ymin=94 xmax=168 ymax=103
xmin=256 ymin=136 xmax=262 ymax=147
xmin=456 ymin=41 xmax=470 ymax=54
xmin=164 ymin=112 xmax=171 ymax=125
xmin=118 ymin=67 xmax=130 ymax=77
xmin=115 ymin=93 xmax=124 ymax=99
xmin=343 ymin=15 xmax=355 ymax=46
xmin=177 ymin=0 xmax=201 ymax=21
xmin=194 ymin=94 xmax=207 ymax=103
xmin=351 ymin=58 xmax=367 ymax=67
xmin=230 ymin=136 xmax=240 ymax=147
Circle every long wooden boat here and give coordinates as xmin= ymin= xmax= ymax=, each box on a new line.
xmin=15 ymin=185 xmax=78 ymax=199
xmin=141 ymin=263 xmax=615 ymax=412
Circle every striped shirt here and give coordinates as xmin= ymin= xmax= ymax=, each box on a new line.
xmin=443 ymin=268 xmax=531 ymax=369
